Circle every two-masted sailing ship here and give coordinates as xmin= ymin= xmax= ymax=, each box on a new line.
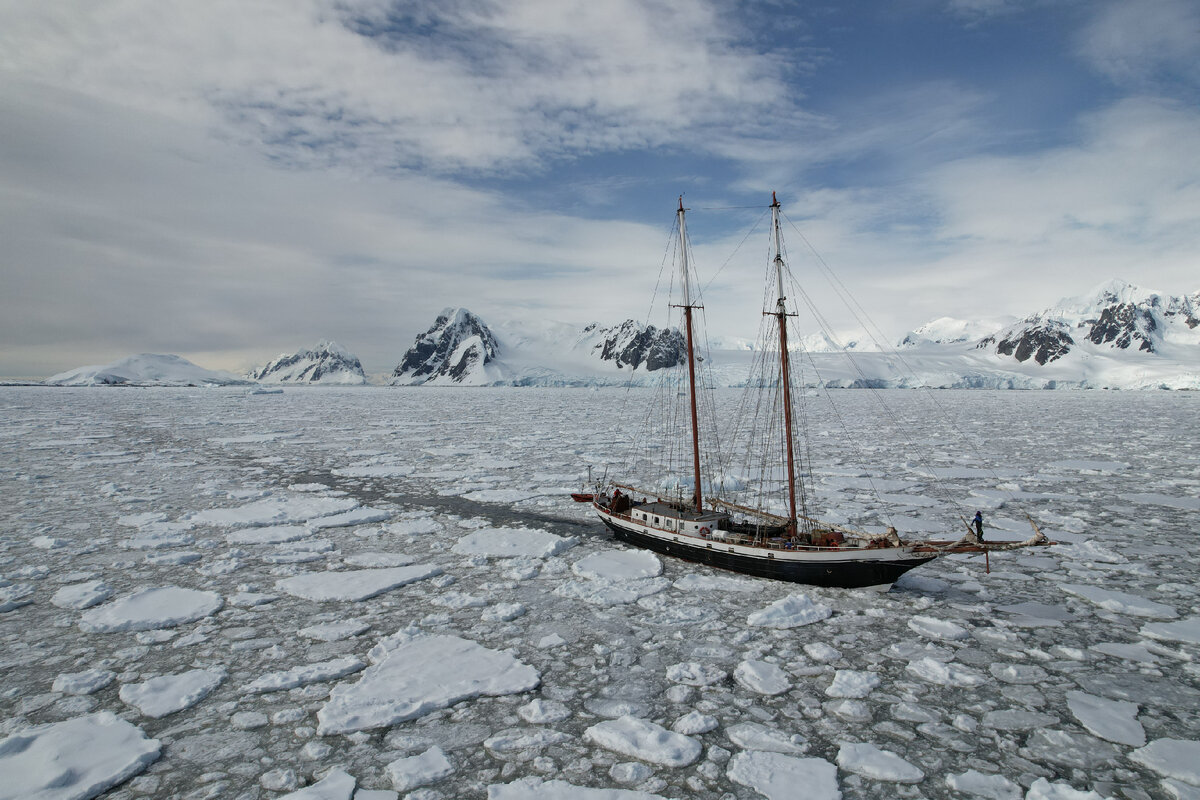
xmin=581 ymin=194 xmax=1050 ymax=589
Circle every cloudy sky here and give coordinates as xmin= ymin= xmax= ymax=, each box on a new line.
xmin=2 ymin=0 xmax=1198 ymax=377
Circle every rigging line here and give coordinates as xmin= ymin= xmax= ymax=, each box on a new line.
xmin=789 ymin=278 xmax=963 ymax=518
xmin=780 ymin=211 xmax=1026 ymax=515
xmin=701 ymin=207 xmax=770 ymax=295
xmin=693 ymin=204 xmax=773 ymax=210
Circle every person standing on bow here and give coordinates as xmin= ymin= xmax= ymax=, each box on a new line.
xmin=973 ymin=511 xmax=985 ymax=542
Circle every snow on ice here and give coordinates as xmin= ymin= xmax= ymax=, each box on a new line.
xmin=3 ymin=386 xmax=1200 ymax=798
xmin=316 ymin=632 xmax=540 ymax=734
xmin=118 ymin=667 xmax=227 ymax=718
xmin=0 ymin=713 xmax=161 ymax=800
xmin=78 ymin=586 xmax=223 ymax=632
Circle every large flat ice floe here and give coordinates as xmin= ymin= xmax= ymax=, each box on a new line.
xmin=726 ymin=751 xmax=840 ymax=800
xmin=79 ymin=586 xmax=223 ymax=632
xmin=583 ymin=715 xmax=701 ymax=767
xmin=317 ymin=632 xmax=540 ymax=734
xmin=487 ymin=777 xmax=670 ymax=799
xmin=746 ymin=593 xmax=832 ymax=628
xmin=118 ymin=667 xmax=226 ymax=718
xmin=188 ymin=494 xmax=359 ymax=528
xmin=0 ymin=712 xmax=161 ymax=800
xmin=275 ymin=565 xmax=442 ymax=602
xmin=452 ymin=527 xmax=577 ymax=558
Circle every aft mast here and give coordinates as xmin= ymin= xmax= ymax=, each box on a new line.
xmin=769 ymin=192 xmax=800 ymax=534
xmin=676 ymin=197 xmax=704 ymax=514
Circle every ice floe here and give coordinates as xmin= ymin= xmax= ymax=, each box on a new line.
xmin=583 ymin=715 xmax=701 ymax=767
xmin=118 ymin=667 xmax=226 ymax=718
xmin=747 ymin=594 xmax=833 ymax=628
xmin=79 ymin=586 xmax=223 ymax=632
xmin=50 ymin=579 xmax=114 ymax=609
xmin=385 ymin=746 xmax=454 ymax=792
xmin=317 ymin=632 xmax=540 ymax=734
xmin=244 ymin=656 xmax=366 ymax=694
xmin=836 ymin=741 xmax=924 ymax=783
xmin=726 ymin=751 xmax=840 ymax=800
xmin=734 ymin=659 xmax=791 ymax=695
xmin=0 ymin=713 xmax=160 ymax=800
xmin=452 ymin=527 xmax=577 ymax=558
xmin=275 ymin=565 xmax=441 ymax=601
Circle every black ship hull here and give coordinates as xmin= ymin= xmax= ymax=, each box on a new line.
xmin=601 ymin=517 xmax=935 ymax=589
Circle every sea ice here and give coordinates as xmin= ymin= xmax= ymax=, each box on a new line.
xmin=0 ymin=712 xmax=161 ymax=800
xmin=188 ymin=494 xmax=359 ymax=528
xmin=572 ymin=549 xmax=662 ymax=580
xmin=343 ymin=552 xmax=416 ymax=568
xmin=908 ymin=614 xmax=970 ymax=640
xmin=308 ymin=506 xmax=393 ymax=529
xmin=277 ymin=768 xmax=356 ymax=799
xmin=226 ymin=525 xmax=310 ymax=545
xmin=481 ymin=602 xmax=526 ymax=622
xmin=944 ymin=769 xmax=1022 ymax=799
xmin=1025 ymin=778 xmax=1107 ymax=799
xmin=1065 ymin=690 xmax=1145 ymax=747
xmin=1140 ymin=616 xmax=1200 ymax=645
xmin=672 ymin=710 xmax=718 ymax=735
xmin=836 ymin=741 xmax=924 ymax=783
xmin=298 ymin=620 xmax=371 ymax=642
xmin=825 ymin=670 xmax=881 ymax=698
xmin=53 ymin=668 xmax=116 ymax=695
xmin=1060 ymin=584 xmax=1178 ymax=618
xmin=487 ymin=777 xmax=669 ymax=799
xmin=50 ymin=580 xmax=114 ymax=609
xmin=905 ymin=657 xmax=986 ymax=686
xmin=746 ymin=594 xmax=832 ymax=628
xmin=583 ymin=715 xmax=701 ymax=767
xmin=726 ymin=722 xmax=807 ymax=755
xmin=518 ymin=698 xmax=571 ymax=724
xmin=275 ymin=565 xmax=441 ymax=601
xmin=666 ymin=661 xmax=728 ymax=686
xmin=673 ymin=573 xmax=759 ymax=592
xmin=1129 ymin=739 xmax=1200 ymax=786
xmin=385 ymin=746 xmax=454 ymax=792
xmin=79 ymin=586 xmax=224 ymax=632
xmin=244 ymin=656 xmax=366 ymax=694
xmin=317 ymin=632 xmax=540 ymax=734
xmin=554 ymin=577 xmax=670 ymax=606
xmin=483 ymin=727 xmax=571 ymax=754
xmin=734 ymin=659 xmax=792 ymax=695
xmin=118 ymin=667 xmax=226 ymax=718
xmin=452 ymin=527 xmax=577 ymax=558
xmin=726 ymin=751 xmax=840 ymax=800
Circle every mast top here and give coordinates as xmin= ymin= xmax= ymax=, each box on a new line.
xmin=771 ymin=190 xmax=779 ymax=208
xmin=678 ymin=195 xmax=685 ymax=212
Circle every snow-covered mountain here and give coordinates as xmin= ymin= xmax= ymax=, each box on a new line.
xmin=45 ymin=354 xmax=250 ymax=387
xmin=978 ymin=280 xmax=1200 ymax=364
xmin=249 ymin=341 xmax=366 ymax=385
xmin=899 ymin=316 xmax=1017 ymax=348
xmin=391 ymin=308 xmax=505 ymax=386
xmin=392 ymin=309 xmax=691 ymax=386
xmin=575 ymin=320 xmax=687 ymax=371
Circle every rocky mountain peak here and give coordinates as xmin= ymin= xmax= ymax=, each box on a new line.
xmin=392 ymin=307 xmax=502 ymax=385
xmin=250 ymin=341 xmax=367 ymax=384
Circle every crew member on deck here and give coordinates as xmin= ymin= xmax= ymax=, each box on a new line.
xmin=973 ymin=511 xmax=985 ymax=542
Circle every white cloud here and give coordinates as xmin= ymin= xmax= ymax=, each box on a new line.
xmin=1076 ymin=0 xmax=1200 ymax=88
xmin=0 ymin=0 xmax=793 ymax=174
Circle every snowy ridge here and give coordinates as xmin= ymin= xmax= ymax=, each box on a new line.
xmin=249 ymin=340 xmax=366 ymax=385
xmin=391 ymin=307 xmax=506 ymax=386
xmin=44 ymin=354 xmax=250 ymax=387
xmin=978 ymin=279 xmax=1200 ymax=364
